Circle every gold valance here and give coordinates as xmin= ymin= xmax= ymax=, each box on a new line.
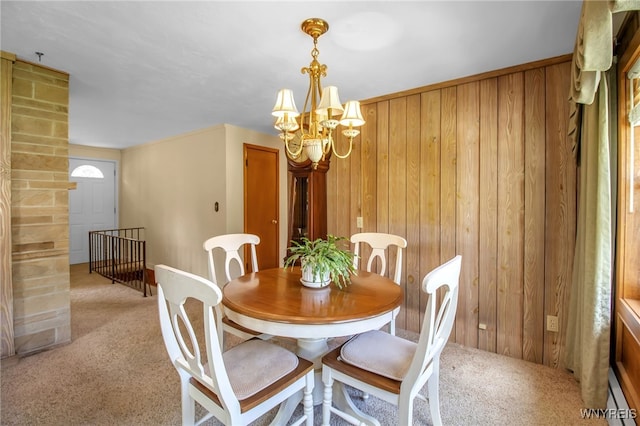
xmin=569 ymin=0 xmax=640 ymax=152
xmin=570 ymin=0 xmax=640 ymax=105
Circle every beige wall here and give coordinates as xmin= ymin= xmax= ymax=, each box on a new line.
xmin=69 ymin=144 xmax=121 ymax=162
xmin=118 ymin=124 xmax=284 ymax=281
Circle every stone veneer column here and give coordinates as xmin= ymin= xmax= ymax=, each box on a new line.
xmin=10 ymin=59 xmax=71 ymax=354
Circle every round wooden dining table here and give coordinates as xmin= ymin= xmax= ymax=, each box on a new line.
xmin=222 ymin=266 xmax=403 ymax=360
xmin=222 ymin=266 xmax=402 ymax=423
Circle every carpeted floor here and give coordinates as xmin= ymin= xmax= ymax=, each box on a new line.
xmin=0 ymin=264 xmax=605 ymax=425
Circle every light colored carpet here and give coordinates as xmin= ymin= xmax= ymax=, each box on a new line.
xmin=0 ymin=264 xmax=604 ymax=425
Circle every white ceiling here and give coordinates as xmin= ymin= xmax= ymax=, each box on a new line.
xmin=0 ymin=1 xmax=583 ymax=150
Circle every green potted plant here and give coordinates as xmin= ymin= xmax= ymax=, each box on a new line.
xmin=284 ymin=235 xmax=357 ymax=289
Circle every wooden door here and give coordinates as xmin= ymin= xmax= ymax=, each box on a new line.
xmin=244 ymin=144 xmax=279 ymax=270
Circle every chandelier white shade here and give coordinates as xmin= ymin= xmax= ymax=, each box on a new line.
xmin=272 ymin=89 xmax=299 ymax=118
xmin=271 ymin=18 xmax=365 ymax=168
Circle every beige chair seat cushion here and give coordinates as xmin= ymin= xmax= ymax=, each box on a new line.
xmin=222 ymin=339 xmax=298 ymax=400
xmin=340 ymin=330 xmax=416 ymax=381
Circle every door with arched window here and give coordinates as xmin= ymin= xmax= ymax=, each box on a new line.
xmin=69 ymin=158 xmax=117 ymax=264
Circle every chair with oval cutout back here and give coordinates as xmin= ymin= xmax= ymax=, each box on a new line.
xmin=203 ymin=233 xmax=271 ymax=347
xmin=155 ymin=264 xmax=314 ymax=426
xmin=321 ymin=255 xmax=461 ymax=426
xmin=351 ymin=232 xmax=408 ymax=335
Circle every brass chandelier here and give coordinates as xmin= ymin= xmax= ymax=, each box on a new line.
xmin=271 ymin=18 xmax=365 ymax=169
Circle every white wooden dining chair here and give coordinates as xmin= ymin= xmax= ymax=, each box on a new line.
xmin=203 ymin=233 xmax=269 ymax=347
xmin=321 ymin=255 xmax=461 ymax=426
xmin=351 ymin=232 xmax=408 ymax=335
xmin=155 ymin=264 xmax=314 ymax=426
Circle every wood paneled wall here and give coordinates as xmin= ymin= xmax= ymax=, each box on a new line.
xmin=1 ymin=51 xmax=16 ymax=358
xmin=327 ymin=55 xmax=576 ymax=367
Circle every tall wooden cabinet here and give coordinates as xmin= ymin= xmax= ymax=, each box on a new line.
xmin=287 ymin=157 xmax=329 ymax=247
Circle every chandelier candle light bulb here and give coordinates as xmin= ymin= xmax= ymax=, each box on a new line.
xmin=272 ymin=18 xmax=365 ymax=169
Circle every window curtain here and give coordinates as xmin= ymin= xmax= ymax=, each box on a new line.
xmin=563 ymin=0 xmax=639 ymax=410
xmin=564 ymin=70 xmax=615 ymax=409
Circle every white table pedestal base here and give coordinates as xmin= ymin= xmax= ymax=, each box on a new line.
xmin=296 ymin=337 xmax=329 ymax=405
xmin=296 ymin=337 xmax=329 ymax=361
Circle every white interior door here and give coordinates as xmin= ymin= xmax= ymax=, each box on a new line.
xmin=69 ymin=158 xmax=117 ymax=264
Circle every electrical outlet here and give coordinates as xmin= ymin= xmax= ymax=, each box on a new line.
xmin=547 ymin=315 xmax=559 ymax=332
xmin=356 ymin=216 xmax=363 ymax=228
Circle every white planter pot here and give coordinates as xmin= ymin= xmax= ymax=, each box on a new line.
xmin=300 ymin=264 xmax=331 ymax=288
